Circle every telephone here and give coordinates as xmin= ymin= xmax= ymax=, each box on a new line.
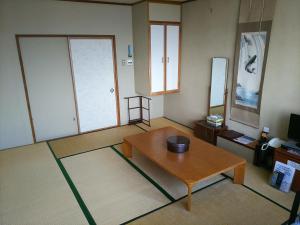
xmin=261 ymin=138 xmax=286 ymax=151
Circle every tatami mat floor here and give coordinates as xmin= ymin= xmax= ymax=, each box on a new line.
xmin=0 ymin=117 xmax=293 ymax=225
xmin=61 ymin=147 xmax=170 ymax=225
xmin=49 ymin=125 xmax=144 ymax=158
xmin=0 ymin=143 xmax=87 ymax=225
xmin=127 ymin=179 xmax=289 ymax=225
xmin=137 ymin=117 xmax=194 ymax=135
xmin=225 ymin=162 xmax=296 ymax=211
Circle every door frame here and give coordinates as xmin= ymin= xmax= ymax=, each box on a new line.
xmin=15 ymin=34 xmax=121 ymax=142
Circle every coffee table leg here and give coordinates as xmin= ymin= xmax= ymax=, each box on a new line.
xmin=187 ymin=184 xmax=193 ymax=211
xmin=233 ymin=163 xmax=246 ymax=184
xmin=122 ymin=141 xmax=132 ymax=158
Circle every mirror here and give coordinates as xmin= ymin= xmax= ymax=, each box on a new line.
xmin=208 ymin=57 xmax=228 ymax=119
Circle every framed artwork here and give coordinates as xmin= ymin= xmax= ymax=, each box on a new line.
xmin=232 ymin=21 xmax=272 ymax=114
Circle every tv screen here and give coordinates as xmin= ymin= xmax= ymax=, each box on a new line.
xmin=288 ymin=113 xmax=300 ymax=141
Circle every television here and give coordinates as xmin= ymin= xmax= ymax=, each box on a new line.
xmin=288 ymin=113 xmax=300 ymax=147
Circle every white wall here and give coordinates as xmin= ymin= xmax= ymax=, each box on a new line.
xmin=164 ymin=0 xmax=300 ymax=139
xmin=0 ymin=0 xmax=164 ymax=150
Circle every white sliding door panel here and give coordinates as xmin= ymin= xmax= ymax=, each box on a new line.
xmin=69 ymin=38 xmax=118 ymax=133
xmin=150 ymin=25 xmax=165 ymax=93
xmin=166 ymin=25 xmax=180 ymax=91
xmin=20 ymin=37 xmax=78 ymax=141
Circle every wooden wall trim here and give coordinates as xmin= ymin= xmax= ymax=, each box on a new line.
xmin=181 ymin=0 xmax=197 ymax=4
xmin=16 ymin=34 xmax=116 ymax=38
xmin=149 ymin=21 xmax=181 ymax=25
xmin=59 ymin=0 xmax=185 ymax=6
xmin=67 ymin=37 xmax=81 ymax=134
xmin=59 ymin=0 xmax=132 ymax=6
xmin=148 ymin=0 xmax=182 ymax=5
xmin=147 ymin=1 xmax=152 ymax=95
xmin=132 ymin=0 xmax=147 ymax=5
xmin=111 ymin=36 xmax=121 ymax=127
xmin=15 ymin=35 xmax=37 ymax=143
xmin=163 ymin=24 xmax=167 ymax=92
xmin=177 ymin=21 xmax=182 ymax=91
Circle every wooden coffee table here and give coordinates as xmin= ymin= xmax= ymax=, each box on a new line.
xmin=122 ymin=126 xmax=246 ymax=211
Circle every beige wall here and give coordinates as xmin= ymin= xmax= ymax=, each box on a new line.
xmin=228 ymin=0 xmax=300 ymax=138
xmin=149 ymin=2 xmax=181 ymax=22
xmin=165 ymin=0 xmax=300 ymax=139
xmin=164 ymin=0 xmax=239 ymax=128
xmin=0 ymin=0 xmax=164 ymax=150
xmin=132 ymin=1 xmax=151 ymax=95
xmin=259 ymin=0 xmax=300 ymax=138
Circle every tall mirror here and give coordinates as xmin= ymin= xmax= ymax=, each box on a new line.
xmin=208 ymin=57 xmax=228 ymax=121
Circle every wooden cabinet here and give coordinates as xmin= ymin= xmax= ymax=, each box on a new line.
xmin=194 ymin=120 xmax=227 ymax=145
xmin=274 ymin=148 xmax=300 ymax=191
xmin=132 ymin=1 xmax=181 ymax=96
xmin=150 ymin=23 xmax=180 ymax=94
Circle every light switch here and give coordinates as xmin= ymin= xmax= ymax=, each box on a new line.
xmin=127 ymin=59 xmax=133 ymax=66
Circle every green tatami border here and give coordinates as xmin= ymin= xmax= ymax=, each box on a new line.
xmin=47 ymin=142 xmax=97 ymax=225
xmin=110 ymin=145 xmax=176 ymax=202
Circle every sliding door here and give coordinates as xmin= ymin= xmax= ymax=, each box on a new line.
xmin=69 ymin=38 xmax=119 ymax=133
xmin=19 ymin=37 xmax=78 ymax=141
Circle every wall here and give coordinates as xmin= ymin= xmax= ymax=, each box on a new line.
xmin=0 ymin=0 xmax=164 ymax=150
xmin=258 ymin=0 xmax=300 ymax=138
xmin=229 ymin=0 xmax=277 ymax=129
xmin=228 ymin=0 xmax=300 ymax=138
xmin=164 ymin=0 xmax=239 ymax=128
xmin=149 ymin=2 xmax=181 ymax=22
xmin=165 ymin=0 xmax=300 ymax=139
xmin=132 ymin=1 xmax=150 ymax=95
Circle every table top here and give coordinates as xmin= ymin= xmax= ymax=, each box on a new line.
xmin=124 ymin=127 xmax=246 ymax=185
xmin=218 ymin=130 xmax=258 ymax=150
xmin=275 ymin=147 xmax=300 ymax=160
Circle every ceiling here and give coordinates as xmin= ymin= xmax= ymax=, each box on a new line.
xmin=64 ymin=0 xmax=187 ymax=5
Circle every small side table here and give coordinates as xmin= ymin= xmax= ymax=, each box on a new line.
xmin=194 ymin=120 xmax=227 ymax=145
xmin=217 ymin=130 xmax=258 ymax=163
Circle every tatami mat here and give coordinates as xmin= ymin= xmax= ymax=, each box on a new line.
xmin=0 ymin=143 xmax=87 ymax=225
xmin=49 ymin=125 xmax=144 ymax=158
xmin=225 ymin=162 xmax=295 ymax=210
xmin=114 ymin=144 xmax=224 ymax=200
xmin=128 ymin=179 xmax=289 ymax=225
xmin=61 ymin=147 xmax=170 ymax=225
xmin=137 ymin=117 xmax=194 ymax=135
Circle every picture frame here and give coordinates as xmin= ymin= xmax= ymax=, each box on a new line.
xmin=232 ymin=21 xmax=272 ymax=114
